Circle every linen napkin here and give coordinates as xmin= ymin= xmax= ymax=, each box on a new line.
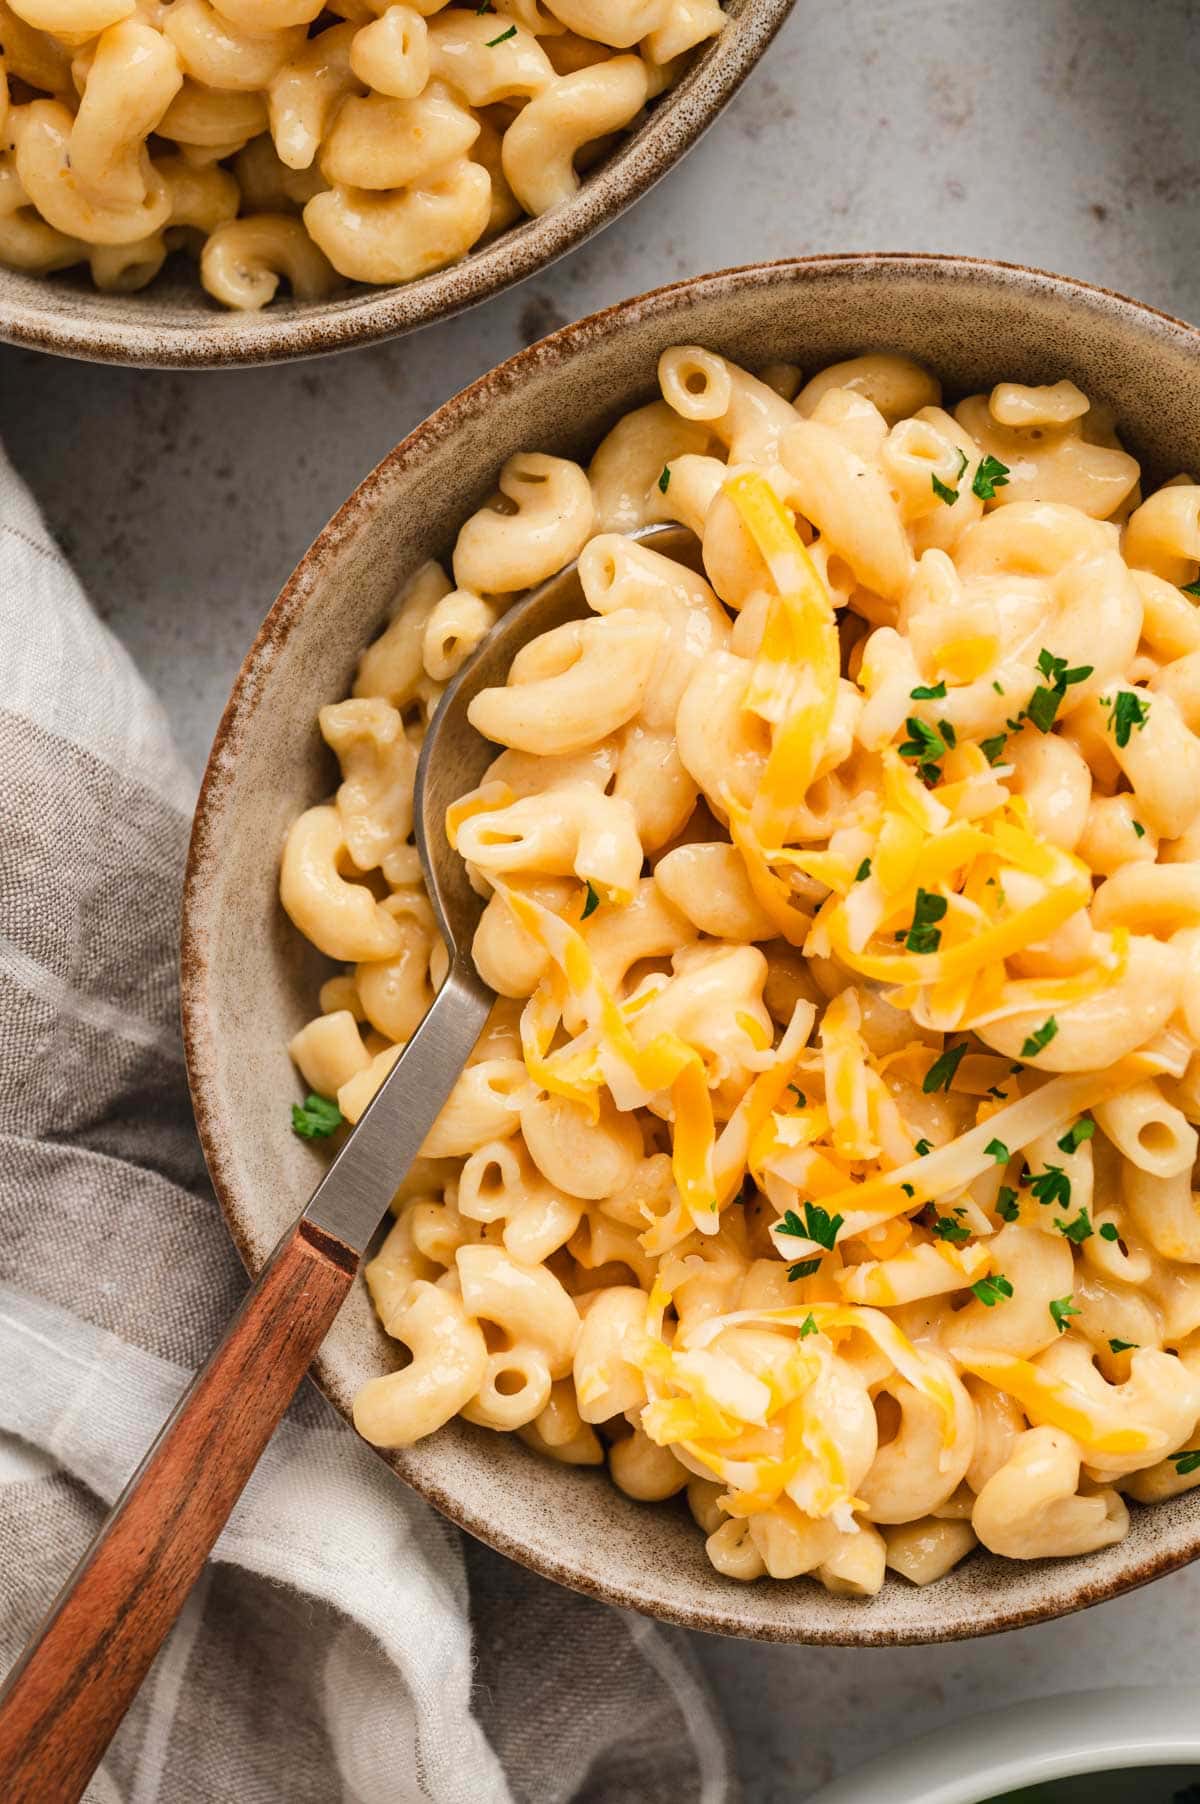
xmin=0 ymin=442 xmax=739 ymax=1804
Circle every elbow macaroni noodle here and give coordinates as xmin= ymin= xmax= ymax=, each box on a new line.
xmin=282 ymin=347 xmax=1200 ymax=1594
xmin=0 ymin=0 xmax=724 ymax=307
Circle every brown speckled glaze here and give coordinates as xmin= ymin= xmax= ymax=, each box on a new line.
xmin=183 ymin=257 xmax=1200 ymax=1643
xmin=0 ymin=0 xmax=791 ymax=370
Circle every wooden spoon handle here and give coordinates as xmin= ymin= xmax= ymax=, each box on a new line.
xmin=0 ymin=1216 xmax=355 ymax=1804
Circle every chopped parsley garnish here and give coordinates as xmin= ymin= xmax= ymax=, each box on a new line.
xmin=984 ymin=1137 xmax=1010 ymax=1165
xmin=971 ymin=1273 xmax=1013 ymax=1307
xmin=1055 ymin=1208 xmax=1094 ymax=1244
xmin=931 ymin=452 xmax=967 ymax=508
xmin=901 ymin=1182 xmax=915 ymax=1197
xmin=485 ymin=22 xmax=517 ymax=42
xmin=980 ymin=733 xmax=1008 ymax=765
xmin=788 ymin=1259 xmax=821 ymax=1280
xmin=476 ymin=1 xmax=495 ymax=10
xmin=1057 ymin=1118 xmax=1095 ymax=1154
xmin=581 ymin=881 xmax=601 ymax=919
xmin=915 ymin=1138 xmax=933 ymax=1156
xmin=923 ymin=1042 xmax=966 ymax=1093
xmin=1029 ymin=1164 xmax=1071 ymax=1209
xmin=996 ymin=1186 xmax=1019 ymax=1222
xmin=1108 ymin=1338 xmax=1137 ymax=1354
xmin=291 ymin=1093 xmax=343 ymax=1138
xmin=939 ymin=718 xmax=957 ymax=748
xmin=799 ymin=1312 xmax=819 ymax=1337
xmin=992 ymin=680 xmax=1005 ymax=695
xmin=788 ymin=1085 xmax=807 ymax=1106
xmin=1099 ymin=1222 xmax=1121 ymax=1243
xmin=1104 ymin=690 xmax=1150 ymax=747
xmin=1049 ymin=1295 xmax=1079 ymax=1334
xmin=776 ymin=1202 xmax=844 ymax=1250
xmin=1171 ymin=1449 xmax=1200 ymax=1475
xmin=987 ymin=1085 xmax=1008 ymax=1101
xmin=905 ymin=887 xmax=948 ymax=954
xmin=1020 ymin=1016 xmax=1059 ymax=1059
xmin=1182 ymin=580 xmax=1200 ymax=599
xmin=931 ymin=1211 xmax=971 ymax=1247
xmin=899 ymin=715 xmax=949 ymax=782
xmin=1023 ymin=649 xmax=1094 ymax=734
xmin=1132 ymin=818 xmax=1146 ymax=838
xmin=657 ymin=464 xmax=671 ymax=494
xmin=973 ymin=454 xmax=1011 ymax=500
xmin=910 ymin=680 xmax=947 ymax=700
xmin=854 ymin=857 xmax=872 ymax=882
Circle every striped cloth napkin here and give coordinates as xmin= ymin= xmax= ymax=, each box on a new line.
xmin=0 ymin=443 xmax=738 ymax=1804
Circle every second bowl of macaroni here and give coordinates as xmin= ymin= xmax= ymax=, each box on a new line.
xmin=183 ymin=254 xmax=1200 ymax=1642
xmin=0 ymin=0 xmax=792 ymax=367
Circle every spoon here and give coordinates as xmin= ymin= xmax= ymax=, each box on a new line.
xmin=0 ymin=521 xmax=692 ymax=1804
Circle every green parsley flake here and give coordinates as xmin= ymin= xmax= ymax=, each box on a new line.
xmin=291 ymin=1093 xmax=343 ymax=1139
xmin=901 ymin=1182 xmax=915 ymax=1197
xmin=996 ymin=1186 xmax=1020 ymax=1222
xmin=776 ymin=1202 xmax=844 ymax=1251
xmin=1057 ymin=1118 xmax=1095 ymax=1154
xmin=973 ymin=454 xmax=1011 ymax=500
xmin=980 ymin=733 xmax=1008 ymax=766
xmin=984 ymin=1137 xmax=1010 ymax=1165
xmin=1029 ymin=1164 xmax=1071 ymax=1209
xmin=971 ymin=1273 xmax=1014 ymax=1307
xmin=1108 ymin=1338 xmax=1137 ymax=1354
xmin=992 ymin=680 xmax=1005 ymax=695
xmin=1049 ymin=1295 xmax=1080 ymax=1334
xmin=923 ymin=1042 xmax=966 ymax=1094
xmin=1132 ymin=819 xmax=1146 ymax=838
xmin=581 ymin=881 xmax=601 ymax=919
xmin=788 ymin=1085 xmax=807 ymax=1107
xmin=1104 ymin=690 xmax=1150 ymax=747
xmin=1020 ymin=1016 xmax=1059 ymax=1059
xmin=799 ymin=1312 xmax=819 ymax=1338
xmin=932 ymin=1211 xmax=971 ymax=1247
xmin=915 ymin=1138 xmax=933 ymax=1156
xmin=854 ymin=857 xmax=872 ymax=882
xmin=485 ymin=21 xmax=517 ymax=42
xmin=788 ymin=1259 xmax=821 ymax=1280
xmin=1055 ymin=1208 xmax=1093 ymax=1244
xmin=932 ymin=473 xmax=958 ymax=506
xmin=1182 ymin=580 xmax=1200 ymax=599
xmin=899 ymin=716 xmax=948 ymax=765
xmin=1172 ymin=1449 xmax=1200 ymax=1475
xmin=910 ymin=680 xmax=947 ymax=700
xmin=1023 ymin=650 xmax=1094 ymax=735
xmin=906 ymin=887 xmax=948 ymax=954
xmin=1099 ymin=1221 xmax=1121 ymax=1243
xmin=658 ymin=464 xmax=671 ymax=494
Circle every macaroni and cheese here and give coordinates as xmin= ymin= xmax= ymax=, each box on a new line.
xmin=282 ymin=346 xmax=1200 ymax=1594
xmin=0 ymin=0 xmax=724 ymax=308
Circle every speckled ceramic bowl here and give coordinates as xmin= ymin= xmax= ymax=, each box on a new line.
xmin=0 ymin=0 xmax=792 ymax=370
xmin=183 ymin=255 xmax=1200 ymax=1643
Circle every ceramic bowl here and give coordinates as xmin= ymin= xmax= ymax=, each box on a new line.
xmin=0 ymin=0 xmax=792 ymax=370
xmin=808 ymin=1687 xmax=1200 ymax=1803
xmin=182 ymin=254 xmax=1200 ymax=1644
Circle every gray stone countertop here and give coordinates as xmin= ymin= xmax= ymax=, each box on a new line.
xmin=4 ymin=0 xmax=1200 ymax=1794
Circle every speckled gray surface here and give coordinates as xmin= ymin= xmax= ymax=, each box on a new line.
xmin=5 ymin=0 xmax=1200 ymax=1797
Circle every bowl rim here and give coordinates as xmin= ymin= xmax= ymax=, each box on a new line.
xmin=182 ymin=252 xmax=1200 ymax=1644
xmin=0 ymin=0 xmax=794 ymax=370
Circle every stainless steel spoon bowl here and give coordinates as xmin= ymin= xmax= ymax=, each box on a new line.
xmin=305 ymin=520 xmax=693 ymax=1254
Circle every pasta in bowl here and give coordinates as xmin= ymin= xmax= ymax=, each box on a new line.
xmin=0 ymin=0 xmax=792 ymax=363
xmin=184 ymin=256 xmax=1200 ymax=1640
